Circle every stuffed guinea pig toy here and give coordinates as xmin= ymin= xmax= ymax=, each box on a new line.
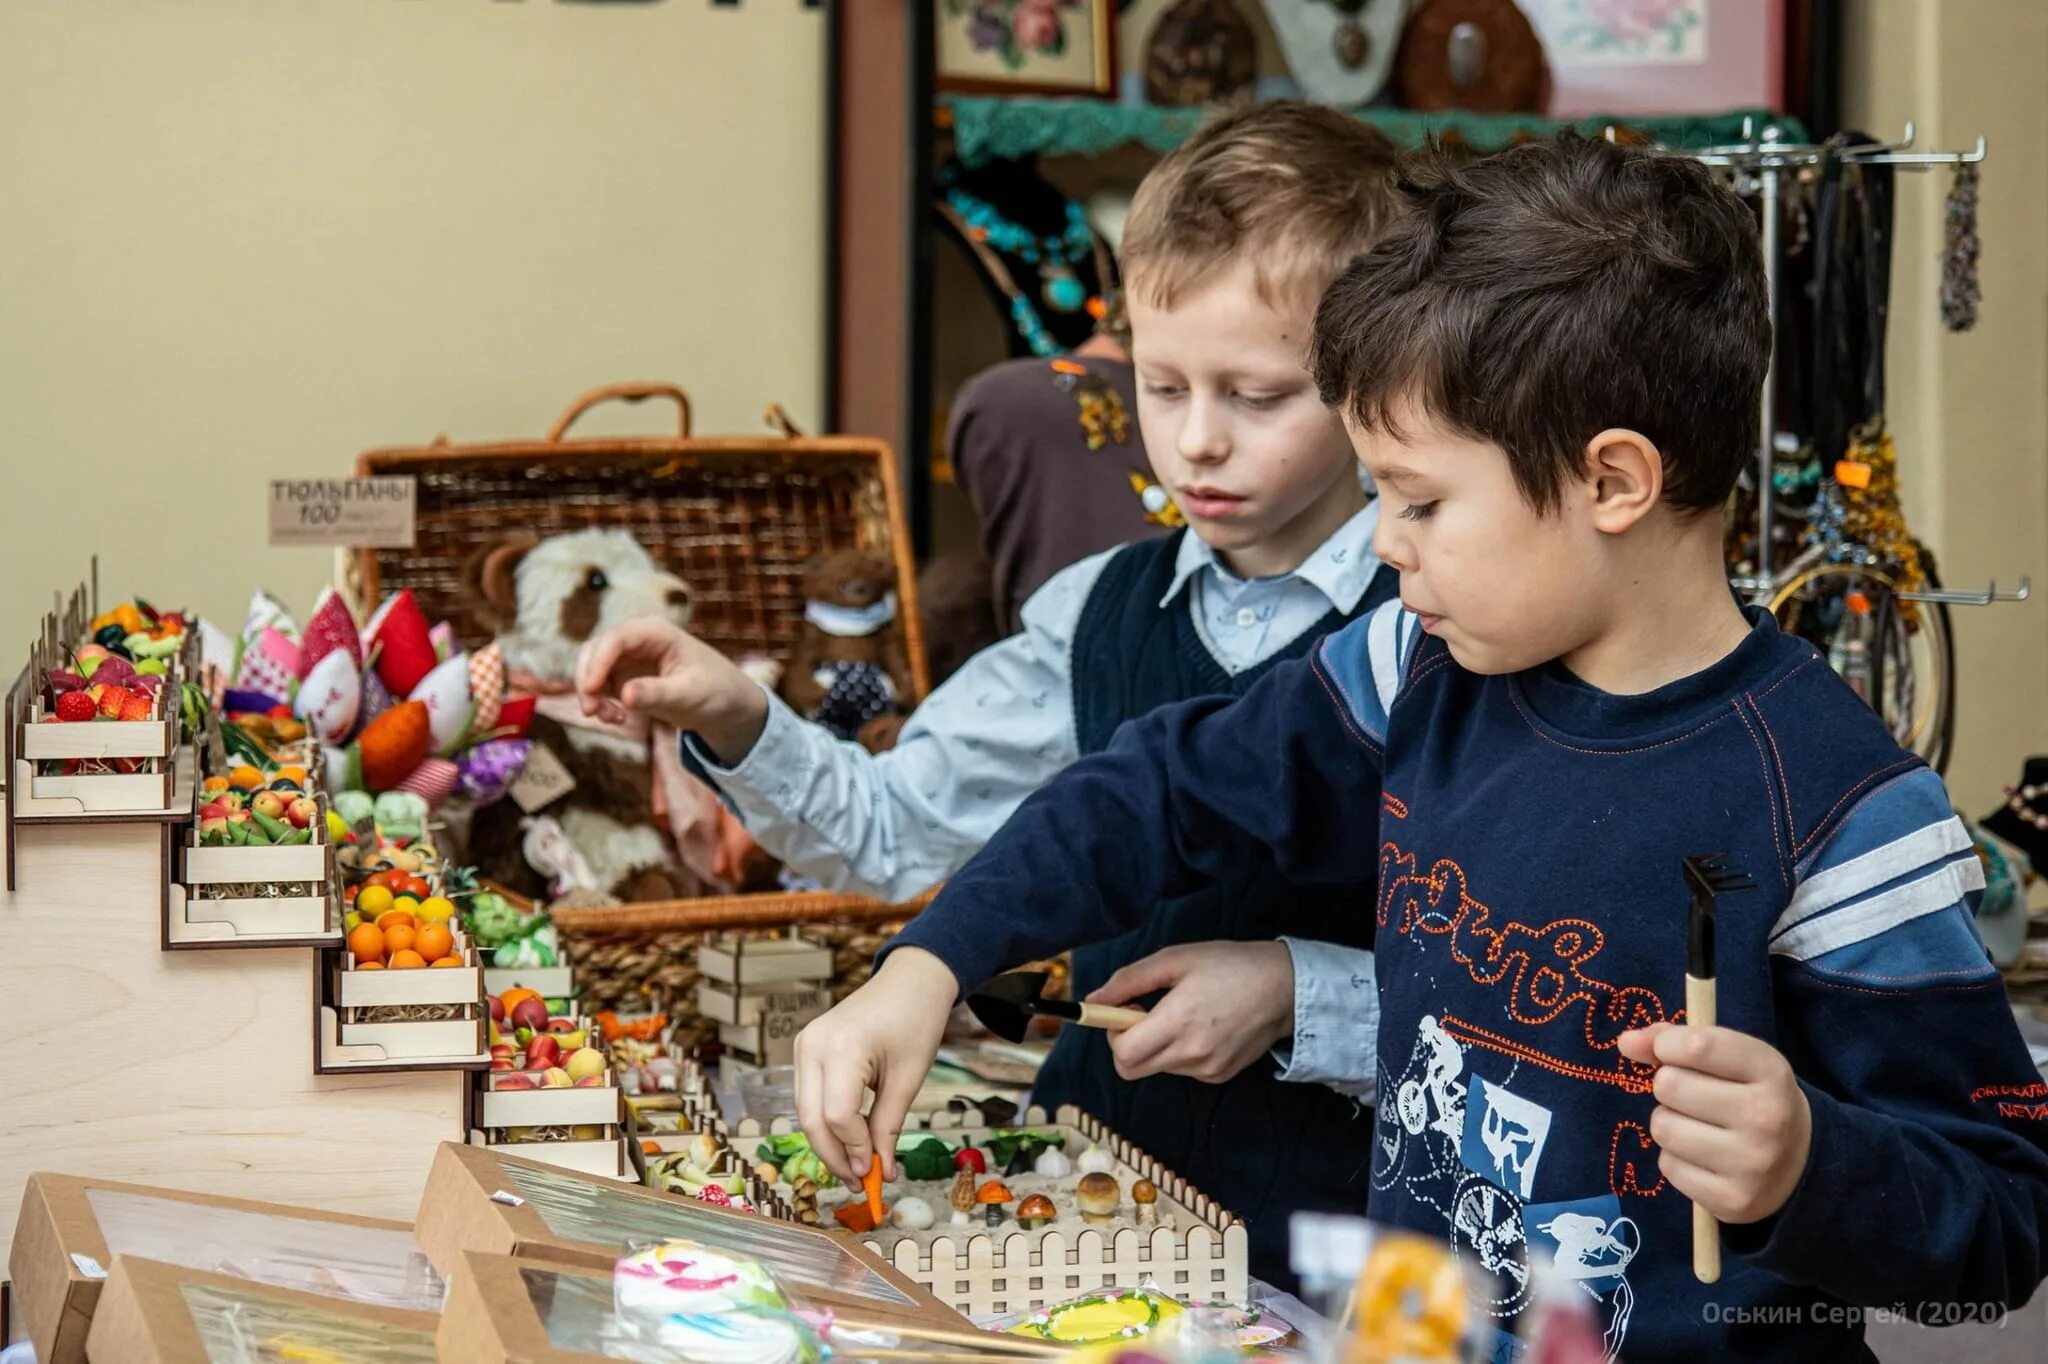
xmin=460 ymin=528 xmax=705 ymax=904
xmin=780 ymin=549 xmax=914 ymax=751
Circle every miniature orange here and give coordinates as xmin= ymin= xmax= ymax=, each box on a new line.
xmin=389 ymin=949 xmax=427 ymax=969
xmin=499 ymin=987 xmax=541 ymax=1016
xmin=430 ymin=956 xmax=465 ymax=968
xmin=415 ymin=922 xmax=453 ymax=962
xmin=274 ymin=765 xmax=308 ymax=785
xmin=382 ymin=923 xmax=417 ymax=955
xmin=347 ymin=922 xmax=385 ymax=965
xmin=228 ymin=765 xmax=265 ymax=791
xmin=201 ymin=776 xmax=230 ymax=795
xmin=375 ymin=909 xmax=415 ymax=932
xmin=355 ymin=885 xmax=394 ymax=919
xmin=355 ymin=961 xmax=385 ymax=970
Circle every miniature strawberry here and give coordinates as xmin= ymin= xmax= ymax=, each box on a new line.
xmin=119 ymin=691 xmax=154 ymax=722
xmin=96 ymin=685 xmax=135 ymax=719
xmin=54 ymin=691 xmax=97 ymax=723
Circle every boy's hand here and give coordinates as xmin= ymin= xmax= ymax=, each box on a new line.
xmin=1618 ymin=1022 xmax=1813 ymax=1224
xmin=794 ymin=947 xmax=957 ymax=1184
xmin=1087 ymin=941 xmax=1294 ymax=1084
xmin=574 ymin=618 xmax=767 ymax=763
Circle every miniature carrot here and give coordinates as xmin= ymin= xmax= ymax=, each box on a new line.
xmin=863 ymin=1153 xmax=887 ymax=1227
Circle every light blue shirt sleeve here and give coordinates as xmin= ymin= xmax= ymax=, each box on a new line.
xmin=1274 ymin=935 xmax=1380 ymax=1101
xmin=686 ymin=551 xmax=1115 ymax=903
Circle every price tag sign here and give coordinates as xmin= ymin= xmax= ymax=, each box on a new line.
xmin=509 ymin=743 xmax=577 ymax=814
xmin=758 ymin=989 xmax=832 ymax=1066
xmin=268 ymin=477 xmax=418 ymax=547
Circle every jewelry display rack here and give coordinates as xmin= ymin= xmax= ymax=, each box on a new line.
xmin=1680 ymin=119 xmax=2025 ymax=609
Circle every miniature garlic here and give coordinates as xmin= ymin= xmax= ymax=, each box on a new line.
xmin=891 ymin=1196 xmax=936 ymax=1231
xmin=1075 ymin=1143 xmax=1116 ymax=1176
xmin=1033 ymin=1147 xmax=1073 ymax=1179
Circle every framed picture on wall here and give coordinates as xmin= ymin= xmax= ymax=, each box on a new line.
xmin=935 ymin=0 xmax=1117 ymax=97
xmin=1520 ymin=0 xmax=1786 ymax=118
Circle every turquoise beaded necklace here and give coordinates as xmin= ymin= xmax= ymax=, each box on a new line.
xmin=937 ymin=168 xmax=1102 ymax=358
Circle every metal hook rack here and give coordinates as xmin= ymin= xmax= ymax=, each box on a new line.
xmin=1668 ymin=120 xmax=2013 ymax=605
xmin=1899 ymin=578 xmax=2031 ymax=606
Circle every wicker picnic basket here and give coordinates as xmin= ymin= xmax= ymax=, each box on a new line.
xmin=344 ymin=383 xmax=934 ymax=997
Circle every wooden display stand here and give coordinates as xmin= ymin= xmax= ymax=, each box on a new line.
xmin=0 ymin=590 xmax=465 ymax=1273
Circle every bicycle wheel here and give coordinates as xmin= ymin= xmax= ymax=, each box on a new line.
xmin=1768 ymin=562 xmax=1953 ymax=773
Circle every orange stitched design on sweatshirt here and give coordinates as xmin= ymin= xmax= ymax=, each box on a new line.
xmin=1378 ymin=842 xmax=1670 ymax=1077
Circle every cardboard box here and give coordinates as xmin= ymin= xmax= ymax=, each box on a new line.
xmin=413 ymin=1142 xmax=964 ymax=1332
xmin=85 ymin=1257 xmax=440 ymax=1364
xmin=7 ymin=1172 xmax=444 ymax=1364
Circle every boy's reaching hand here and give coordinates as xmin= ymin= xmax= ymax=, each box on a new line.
xmin=1619 ymin=1023 xmax=1814 ymax=1225
xmin=1088 ymin=941 xmax=1295 ymax=1085
xmin=794 ymin=947 xmax=959 ymax=1184
xmin=574 ymin=618 xmax=767 ymax=762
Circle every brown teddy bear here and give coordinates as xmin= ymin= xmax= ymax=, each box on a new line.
xmin=780 ymin=549 xmax=914 ymax=752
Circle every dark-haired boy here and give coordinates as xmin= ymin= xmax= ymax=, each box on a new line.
xmin=803 ymin=138 xmax=2048 ymax=1359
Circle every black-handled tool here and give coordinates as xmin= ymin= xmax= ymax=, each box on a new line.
xmin=965 ymin=970 xmax=1146 ymax=1045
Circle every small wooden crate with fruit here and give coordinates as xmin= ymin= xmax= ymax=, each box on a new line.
xmin=317 ymin=845 xmax=489 ymax=1071
xmin=472 ymin=991 xmax=630 ymax=1179
xmin=7 ymin=589 xmax=190 ymax=819
xmin=168 ymin=724 xmax=337 ymax=948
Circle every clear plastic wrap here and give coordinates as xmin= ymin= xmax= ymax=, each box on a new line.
xmin=495 ymin=1159 xmax=915 ymax=1308
xmin=85 ymin=1188 xmax=444 ymax=1313
xmin=180 ymin=1281 xmax=440 ymax=1363
xmin=518 ymin=1259 xmax=826 ymax=1364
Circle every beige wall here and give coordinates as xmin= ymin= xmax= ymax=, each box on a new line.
xmin=0 ymin=0 xmax=823 ymax=654
xmin=1841 ymin=0 xmax=2048 ymax=815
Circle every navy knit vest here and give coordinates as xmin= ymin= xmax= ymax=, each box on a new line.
xmin=1034 ymin=530 xmax=1396 ymax=1287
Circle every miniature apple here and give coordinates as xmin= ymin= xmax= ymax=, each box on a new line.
xmin=490 ymin=1057 xmax=515 ymax=1071
xmin=515 ymin=1026 xmax=535 ymax=1047
xmin=574 ymin=1075 xmax=606 ymax=1088
xmin=488 ymin=994 xmax=506 ymax=1024
xmin=251 ymin=790 xmax=287 ymax=820
xmin=216 ymin=791 xmax=246 ymax=812
xmin=226 ymin=808 xmax=252 ymax=824
xmin=545 ymin=1017 xmax=580 ymax=1034
xmin=494 ymin=1072 xmax=538 ymax=1091
xmin=287 ymin=797 xmax=319 ymax=829
xmin=542 ymin=1067 xmax=573 ymax=1089
xmin=509 ymin=996 xmax=550 ymax=1034
xmin=199 ymin=816 xmax=228 ymax=842
xmin=490 ymin=1043 xmax=515 ymax=1060
xmin=526 ymin=1035 xmax=562 ymax=1068
xmin=564 ymin=1048 xmax=608 ymax=1083
xmin=198 ymin=802 xmax=229 ymax=821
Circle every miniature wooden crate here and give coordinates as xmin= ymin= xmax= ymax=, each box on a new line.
xmin=483 ymin=960 xmax=576 ymax=1001
xmin=7 ymin=587 xmax=185 ymax=821
xmin=787 ymin=1106 xmax=1248 ymax=1317
xmin=315 ymin=941 xmax=489 ymax=1073
xmin=696 ymin=980 xmax=834 ymax=1027
xmin=167 ymin=797 xmax=337 ymax=949
xmin=697 ymin=932 xmax=834 ymax=988
xmin=466 ymin=1129 xmax=630 ymax=1181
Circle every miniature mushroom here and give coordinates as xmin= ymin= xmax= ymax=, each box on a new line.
xmin=954 ymin=1146 xmax=988 ymax=1174
xmin=950 ymin=1169 xmax=978 ymax=1225
xmin=1132 ymin=1179 xmax=1159 ymax=1226
xmin=1075 ymin=1143 xmax=1116 ymax=1176
xmin=1033 ymin=1146 xmax=1073 ymax=1179
xmin=1017 ymin=1194 xmax=1057 ymax=1230
xmin=1076 ymin=1172 xmax=1120 ymax=1225
xmin=891 ymin=1196 xmax=936 ymax=1231
xmin=978 ymin=1179 xmax=1017 ymax=1227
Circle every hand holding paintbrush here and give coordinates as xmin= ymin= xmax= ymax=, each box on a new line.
xmin=1618 ymin=853 xmax=1812 ymax=1285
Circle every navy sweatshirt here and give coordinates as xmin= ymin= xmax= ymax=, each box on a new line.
xmin=888 ymin=604 xmax=2048 ymax=1361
